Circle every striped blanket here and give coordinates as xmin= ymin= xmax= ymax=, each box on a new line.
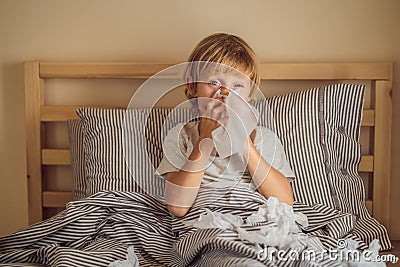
xmin=0 ymin=189 xmax=375 ymax=267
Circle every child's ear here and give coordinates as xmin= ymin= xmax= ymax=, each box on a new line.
xmin=186 ymin=76 xmax=197 ymax=97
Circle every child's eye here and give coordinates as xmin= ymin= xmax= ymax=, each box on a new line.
xmin=233 ymin=83 xmax=244 ymax=88
xmin=209 ymin=80 xmax=221 ymax=88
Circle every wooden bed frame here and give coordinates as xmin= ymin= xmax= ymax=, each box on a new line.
xmin=24 ymin=62 xmax=393 ymax=230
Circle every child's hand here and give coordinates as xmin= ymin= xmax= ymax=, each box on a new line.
xmin=198 ymin=98 xmax=229 ymax=140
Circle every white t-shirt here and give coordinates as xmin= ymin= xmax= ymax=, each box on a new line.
xmin=156 ymin=121 xmax=295 ymax=189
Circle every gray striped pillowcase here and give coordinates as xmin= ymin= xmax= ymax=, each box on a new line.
xmin=67 ymin=120 xmax=86 ymax=200
xmin=73 ymin=107 xmax=191 ymax=196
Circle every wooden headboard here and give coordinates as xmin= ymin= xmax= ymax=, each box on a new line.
xmin=24 ymin=62 xmax=393 ymax=229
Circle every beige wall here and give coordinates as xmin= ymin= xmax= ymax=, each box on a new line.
xmin=0 ymin=0 xmax=399 ymax=238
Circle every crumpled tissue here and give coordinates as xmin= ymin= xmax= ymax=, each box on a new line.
xmin=108 ymin=246 xmax=139 ymax=267
xmin=239 ymin=197 xmax=309 ymax=249
xmin=211 ymin=90 xmax=259 ymax=159
xmin=186 ymin=197 xmax=309 ymax=249
xmin=247 ymin=197 xmax=309 ymax=231
xmin=340 ymin=238 xmax=388 ymax=267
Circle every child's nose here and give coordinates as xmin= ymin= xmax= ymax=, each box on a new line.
xmin=220 ymin=87 xmax=230 ymax=97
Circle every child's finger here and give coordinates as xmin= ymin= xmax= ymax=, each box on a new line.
xmin=204 ymin=99 xmax=222 ymax=118
xmin=211 ymin=104 xmax=226 ymax=120
xmin=206 ymin=98 xmax=222 ymax=110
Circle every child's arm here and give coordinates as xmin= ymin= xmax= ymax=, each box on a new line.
xmin=165 ymin=135 xmax=213 ymax=217
xmin=243 ymin=136 xmax=294 ymax=206
xmin=165 ymin=101 xmax=228 ymax=217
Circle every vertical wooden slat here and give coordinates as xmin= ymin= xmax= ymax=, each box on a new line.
xmin=25 ymin=61 xmax=43 ymax=224
xmin=373 ymin=80 xmax=392 ymax=228
xmin=39 ymin=79 xmax=45 ymax=105
xmin=39 ymin=77 xmax=47 ymax=206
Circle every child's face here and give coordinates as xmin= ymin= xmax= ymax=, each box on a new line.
xmin=190 ymin=70 xmax=252 ymax=106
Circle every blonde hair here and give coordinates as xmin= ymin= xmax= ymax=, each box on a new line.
xmin=184 ymin=33 xmax=260 ymax=99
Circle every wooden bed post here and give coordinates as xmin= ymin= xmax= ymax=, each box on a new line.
xmin=24 ymin=61 xmax=43 ymax=224
xmin=373 ymin=79 xmax=392 ymax=229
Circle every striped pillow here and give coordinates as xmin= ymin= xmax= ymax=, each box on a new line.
xmin=78 ymin=108 xmax=135 ymax=196
xmin=75 ymin=108 xmax=191 ymax=196
xmin=67 ymin=120 xmax=86 ymax=200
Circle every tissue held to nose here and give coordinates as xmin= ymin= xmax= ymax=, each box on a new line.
xmin=211 ymin=91 xmax=259 ymax=159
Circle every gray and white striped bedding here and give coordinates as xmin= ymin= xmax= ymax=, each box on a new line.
xmin=0 ymin=189 xmax=373 ymax=266
xmin=1 ymin=84 xmax=391 ymax=266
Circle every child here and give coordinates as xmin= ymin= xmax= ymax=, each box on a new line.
xmin=156 ymin=33 xmax=295 ymax=217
